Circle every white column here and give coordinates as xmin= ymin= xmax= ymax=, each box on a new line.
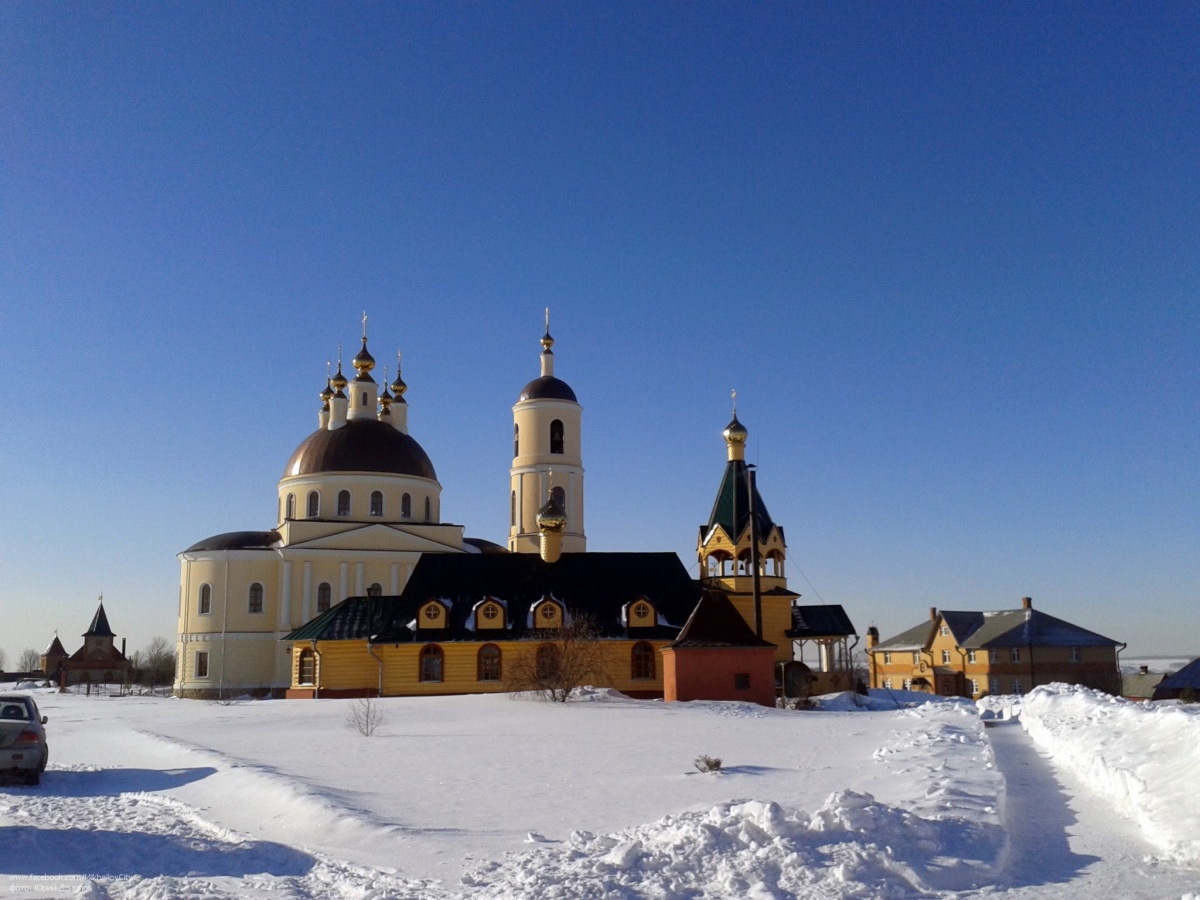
xmin=355 ymin=562 xmax=365 ymax=596
xmin=339 ymin=562 xmax=349 ymax=601
xmin=302 ymin=562 xmax=313 ymax=623
xmin=278 ymin=560 xmax=293 ymax=630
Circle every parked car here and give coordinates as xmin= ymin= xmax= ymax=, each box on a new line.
xmin=0 ymin=694 xmax=48 ymax=785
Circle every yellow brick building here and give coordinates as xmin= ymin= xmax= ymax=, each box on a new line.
xmin=867 ymin=597 xmax=1123 ymax=697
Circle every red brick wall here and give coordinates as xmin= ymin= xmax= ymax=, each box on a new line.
xmin=663 ymin=646 xmax=776 ymax=707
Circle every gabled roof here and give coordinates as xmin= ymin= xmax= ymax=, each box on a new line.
xmin=872 ymin=607 xmax=1121 ymax=652
xmin=1122 ymin=671 xmax=1167 ymax=699
xmin=84 ymin=602 xmax=114 ymax=638
xmin=787 ymin=605 xmax=857 ymax=639
xmin=1157 ymin=657 xmax=1200 ymax=691
xmin=665 ymin=590 xmax=775 ymax=650
xmin=285 ymin=552 xmax=702 ymax=644
xmin=701 ymin=459 xmax=779 ymax=545
xmin=872 ymin=620 xmax=935 ymax=652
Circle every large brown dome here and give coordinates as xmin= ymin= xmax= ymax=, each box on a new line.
xmin=283 ymin=419 xmax=437 ymax=480
xmin=518 ymin=375 xmax=577 ymax=402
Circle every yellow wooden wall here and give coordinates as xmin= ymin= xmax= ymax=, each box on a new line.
xmin=291 ymin=638 xmax=673 ymax=696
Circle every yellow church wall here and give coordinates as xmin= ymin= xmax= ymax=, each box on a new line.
xmin=725 ymin=594 xmax=793 ymax=662
xmin=292 ymin=639 xmax=673 ymax=697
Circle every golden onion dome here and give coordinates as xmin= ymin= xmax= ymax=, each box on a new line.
xmin=353 ymin=339 xmax=375 ymax=373
xmin=536 ymin=492 xmax=567 ymax=533
xmin=320 ymin=379 xmax=334 ymax=402
xmin=331 ymin=363 xmax=348 ymax=391
xmin=723 ymin=414 xmax=748 ymax=446
xmin=391 ymin=373 xmax=407 ymax=398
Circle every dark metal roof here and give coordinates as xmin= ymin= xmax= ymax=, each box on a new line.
xmin=787 ymin=605 xmax=857 ymax=639
xmin=463 ymin=537 xmax=510 ymax=554
xmin=285 ymin=552 xmax=701 ymax=643
xmin=183 ymin=530 xmax=282 ymax=553
xmin=283 ymin=419 xmax=437 ymax=480
xmin=701 ymin=459 xmax=779 ymax=545
xmin=518 ymin=375 xmax=577 ymax=403
xmin=666 ymin=590 xmax=775 ymax=649
xmin=872 ymin=607 xmax=1121 ymax=652
xmin=84 ymin=602 xmax=114 ymax=638
xmin=1156 ymin=657 xmax=1200 ymax=692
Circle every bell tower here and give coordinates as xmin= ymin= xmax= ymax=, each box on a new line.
xmin=509 ymin=312 xmax=585 ymax=554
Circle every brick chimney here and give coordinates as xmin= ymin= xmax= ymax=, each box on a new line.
xmin=1021 ymin=597 xmax=1033 ymax=611
xmin=930 ymin=606 xmax=938 ymax=621
xmin=866 ymin=626 xmax=879 ymax=650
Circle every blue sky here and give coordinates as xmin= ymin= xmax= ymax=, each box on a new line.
xmin=1 ymin=3 xmax=1196 ymax=665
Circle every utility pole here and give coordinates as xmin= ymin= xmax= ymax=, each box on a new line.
xmin=747 ymin=464 xmax=763 ymax=639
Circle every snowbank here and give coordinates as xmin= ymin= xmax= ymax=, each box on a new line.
xmin=1020 ymin=683 xmax=1200 ymax=865
xmin=465 ymin=700 xmax=1007 ymax=897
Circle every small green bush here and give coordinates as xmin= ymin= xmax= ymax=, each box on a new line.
xmin=1179 ymin=686 xmax=1199 ymax=704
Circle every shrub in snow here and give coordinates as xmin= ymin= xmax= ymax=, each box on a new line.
xmin=508 ymin=614 xmax=608 ymax=702
xmin=346 ymin=697 xmax=384 ymax=736
xmin=693 ymin=754 xmax=722 ymax=773
xmin=1179 ymin=686 xmax=1198 ymax=704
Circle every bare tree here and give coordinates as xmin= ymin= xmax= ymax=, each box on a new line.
xmin=0 ymin=648 xmax=7 ymax=672
xmin=17 ymin=648 xmax=42 ymax=673
xmin=509 ymin=614 xmax=608 ymax=702
xmin=142 ymin=636 xmax=176 ymax=689
xmin=346 ymin=697 xmax=385 ymax=736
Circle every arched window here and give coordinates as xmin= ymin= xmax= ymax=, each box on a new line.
xmin=317 ymin=582 xmax=332 ymax=614
xmin=535 ymin=643 xmax=560 ymax=681
xmin=307 ymin=491 xmax=320 ymax=518
xmin=370 ymin=491 xmax=383 ymax=517
xmin=337 ymin=490 xmax=351 ymax=516
xmin=631 ymin=642 xmax=656 ymax=680
xmin=297 ymin=649 xmax=315 ymax=685
xmin=401 ymin=493 xmax=412 ymax=518
xmin=477 ymin=644 xmax=502 ymax=682
xmin=367 ymin=583 xmax=382 ymax=597
xmin=248 ymin=583 xmax=264 ymax=614
xmin=198 ymin=584 xmax=212 ymax=616
xmin=285 ymin=494 xmax=295 ymax=519
xmin=550 ymin=419 xmax=564 ymax=454
xmin=419 ymin=645 xmax=444 ymax=683
xmin=424 ymin=497 xmax=431 ymax=521
xmin=510 ymin=491 xmax=517 ymax=526
xmin=513 ymin=423 xmax=519 ymax=458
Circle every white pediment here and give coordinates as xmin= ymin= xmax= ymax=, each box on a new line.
xmin=286 ymin=523 xmax=464 ymax=554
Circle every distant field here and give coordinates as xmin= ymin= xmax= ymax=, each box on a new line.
xmin=1122 ymin=655 xmax=1196 ymax=674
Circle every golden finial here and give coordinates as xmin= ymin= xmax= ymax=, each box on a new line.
xmin=390 ymin=349 xmax=407 ymax=398
xmin=541 ymin=307 xmax=554 ymax=353
xmin=732 ymin=388 xmax=737 ymax=415
xmin=362 ymin=310 xmax=368 ymax=342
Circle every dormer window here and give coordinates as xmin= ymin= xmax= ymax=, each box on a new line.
xmin=628 ymin=600 xmax=655 ymax=628
xmin=534 ymin=600 xmax=563 ymax=629
xmin=421 ymin=602 xmax=446 ymax=628
xmin=477 ymin=601 xmax=504 ymax=629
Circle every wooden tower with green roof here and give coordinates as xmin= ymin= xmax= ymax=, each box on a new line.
xmin=697 ymin=409 xmax=798 ymax=662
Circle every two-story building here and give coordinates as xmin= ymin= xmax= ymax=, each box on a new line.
xmin=867 ymin=597 xmax=1122 ymax=697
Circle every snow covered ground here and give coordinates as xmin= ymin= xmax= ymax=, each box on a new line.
xmin=0 ymin=686 xmax=1196 ymax=898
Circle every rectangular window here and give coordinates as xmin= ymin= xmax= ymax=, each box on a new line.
xmin=989 ymin=649 xmax=999 ymax=664
xmin=911 ymin=651 xmax=920 ymax=665
xmin=903 ymin=678 xmax=912 ymax=690
xmin=941 ymin=650 xmax=951 ymax=664
xmin=1010 ymin=647 xmax=1021 ymax=663
xmin=883 ymin=677 xmax=893 ymax=689
xmin=733 ymin=673 xmax=751 ymax=690
xmin=1012 ymin=678 xmax=1022 ymax=694
xmin=883 ymin=652 xmax=892 ymax=664
xmin=195 ymin=651 xmax=209 ymax=679
xmin=989 ymin=677 xmax=1001 ymax=694
xmin=968 ymin=678 xmax=979 ymax=695
xmin=939 ymin=625 xmax=949 ymax=637
xmin=1070 ymin=647 xmax=1081 ymax=663
xmin=967 ymin=650 xmax=977 ymax=664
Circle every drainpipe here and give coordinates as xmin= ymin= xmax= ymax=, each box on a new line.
xmin=367 ymin=640 xmax=384 ymax=698
xmin=1115 ymin=642 xmax=1127 ymax=694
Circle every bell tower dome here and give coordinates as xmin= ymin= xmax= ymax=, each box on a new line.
xmin=508 ymin=311 xmax=585 ymax=554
